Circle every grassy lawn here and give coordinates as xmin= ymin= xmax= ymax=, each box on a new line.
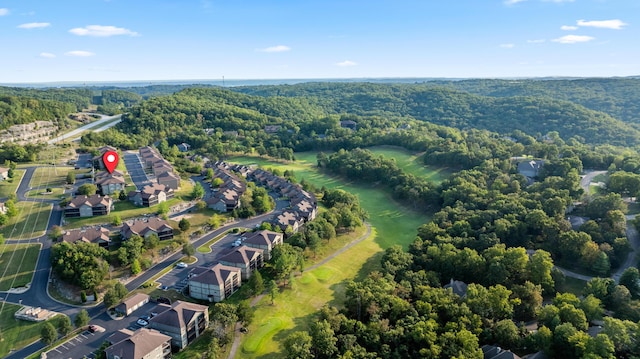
xmin=0 ymin=243 xmax=41 ymax=290
xmin=37 ymin=144 xmax=79 ymax=165
xmin=367 ymin=145 xmax=451 ymax=183
xmin=228 ymin=154 xmax=428 ymax=358
xmin=0 ymin=303 xmax=53 ymax=358
xmin=558 ymin=276 xmax=587 ymax=297
xmin=0 ymin=201 xmax=51 ymax=240
xmin=29 ymin=166 xmax=76 ymax=188
xmin=0 ymin=169 xmax=24 ymax=198
xmin=26 ymin=187 xmax=66 ymax=199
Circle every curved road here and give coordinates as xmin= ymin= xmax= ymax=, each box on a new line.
xmin=47 ymin=114 xmax=122 ymax=144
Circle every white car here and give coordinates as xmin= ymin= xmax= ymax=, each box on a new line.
xmin=176 ymin=262 xmax=188 ymax=268
xmin=136 ymin=319 xmax=149 ymax=327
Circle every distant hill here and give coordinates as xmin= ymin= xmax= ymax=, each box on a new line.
xmin=0 ymin=95 xmax=75 ymax=130
xmin=232 ymin=82 xmax=640 ymax=146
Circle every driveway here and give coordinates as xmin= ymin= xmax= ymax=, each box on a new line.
xmin=123 ymin=151 xmax=151 ymax=190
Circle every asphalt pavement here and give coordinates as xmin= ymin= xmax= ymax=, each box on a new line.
xmin=123 ymin=152 xmax=151 ymax=190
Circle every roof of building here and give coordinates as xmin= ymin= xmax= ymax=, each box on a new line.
xmin=244 ymin=230 xmax=282 ymax=247
xmin=276 ymin=211 xmax=301 ymax=227
xmin=190 ymin=263 xmax=241 ymax=286
xmin=157 ymin=171 xmax=180 ymax=181
xmin=444 ymin=279 xmax=468 ymax=297
xmin=105 ymin=328 xmax=170 ymax=359
xmin=62 ymin=227 xmax=110 ymax=244
xmin=95 ymin=174 xmax=126 ymax=186
xmin=219 ymin=245 xmax=263 ymax=266
xmin=150 ymin=300 xmax=208 ymax=330
xmin=122 ymin=217 xmax=173 ymax=238
xmin=66 ymin=194 xmax=112 ymax=209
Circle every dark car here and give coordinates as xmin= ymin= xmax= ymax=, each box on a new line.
xmin=157 ymin=297 xmax=171 ymax=305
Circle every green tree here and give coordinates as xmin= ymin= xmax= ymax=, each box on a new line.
xmin=58 ymin=315 xmax=72 ymax=336
xmin=48 ymin=225 xmax=63 ymax=241
xmin=205 ymin=337 xmax=222 ymax=359
xmin=41 ymin=322 xmax=57 ymax=345
xmin=211 ymin=303 xmax=238 ymax=331
xmin=182 ymin=242 xmax=195 ymax=259
xmin=111 ymin=214 xmax=122 ymax=226
xmin=77 ymin=183 xmax=97 ymax=196
xmin=205 ymin=168 xmax=214 ymax=181
xmin=236 ymin=300 xmax=255 ymax=326
xmin=267 ymin=280 xmax=278 ymax=305
xmin=310 ymin=320 xmax=338 ymax=359
xmin=74 ymin=309 xmax=90 ymax=328
xmin=130 ymin=258 xmax=141 ymax=275
xmin=66 ymin=171 xmax=76 ymax=184
xmin=619 ymin=267 xmax=640 ymax=299
xmin=192 ymin=182 xmax=205 ymax=199
xmin=156 ymin=201 xmax=169 ymax=215
xmin=5 ymin=200 xmax=18 ymax=218
xmin=283 ymin=331 xmax=314 ymax=359
xmin=179 ymin=217 xmax=191 ymax=231
xmin=271 ymin=243 xmax=302 ymax=285
xmin=248 ymin=270 xmax=265 ymax=296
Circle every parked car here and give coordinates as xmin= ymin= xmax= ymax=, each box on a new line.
xmin=136 ymin=318 xmax=149 ymax=327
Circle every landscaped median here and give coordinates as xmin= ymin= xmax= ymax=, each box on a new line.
xmin=0 ymin=243 xmax=41 ymax=291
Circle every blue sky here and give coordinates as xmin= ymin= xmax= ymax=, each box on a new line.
xmin=0 ymin=0 xmax=638 ymax=83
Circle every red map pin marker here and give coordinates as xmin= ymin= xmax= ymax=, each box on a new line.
xmin=103 ymin=151 xmax=119 ymax=174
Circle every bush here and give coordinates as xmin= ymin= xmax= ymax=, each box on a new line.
xmin=80 ymin=291 xmax=87 ymax=303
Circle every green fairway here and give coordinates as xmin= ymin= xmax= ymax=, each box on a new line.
xmin=227 ymin=153 xmax=428 ymax=358
xmin=0 ymin=201 xmax=51 ymax=240
xmin=0 ymin=169 xmax=25 ymax=198
xmin=0 ymin=243 xmax=41 ymax=290
xmin=367 ymin=145 xmax=450 ymax=183
xmin=0 ymin=303 xmax=53 ymax=358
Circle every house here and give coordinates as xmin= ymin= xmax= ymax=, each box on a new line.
xmin=128 ymin=184 xmax=174 ymax=207
xmin=177 ymin=143 xmax=191 ymax=152
xmin=340 ymin=120 xmax=357 ymax=130
xmin=264 ymin=125 xmax=281 ymax=134
xmin=62 ymin=227 xmax=111 ymax=247
xmin=188 ymin=264 xmax=242 ymax=302
xmin=105 ymin=328 xmax=172 ymax=359
xmin=291 ymin=199 xmax=317 ymax=222
xmin=242 ymin=230 xmax=283 ymax=260
xmin=0 ymin=167 xmax=9 ymax=181
xmin=157 ymin=171 xmax=181 ymax=190
xmin=149 ymin=301 xmax=209 ymax=350
xmin=517 ymin=160 xmax=544 ymax=179
xmin=274 ymin=210 xmax=302 ymax=233
xmin=444 ymin=278 xmax=468 ymax=298
xmin=64 ymin=194 xmax=113 ymax=218
xmin=205 ymin=197 xmax=227 ymax=212
xmin=482 ymin=345 xmax=522 ymax=359
xmin=93 ymin=146 xmax=119 ymax=170
xmin=122 ymin=218 xmax=174 ymax=241
xmin=95 ymin=172 xmax=126 ymax=195
xmin=0 ymin=202 xmax=6 ymax=215
xmin=115 ymin=293 xmax=150 ymax=317
xmin=218 ymin=245 xmax=264 ymax=280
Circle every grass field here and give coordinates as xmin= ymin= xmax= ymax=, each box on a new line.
xmin=26 ymin=187 xmax=65 ymax=199
xmin=0 ymin=243 xmax=41 ymax=290
xmin=0 ymin=169 xmax=25 ymax=198
xmin=0 ymin=201 xmax=51 ymax=240
xmin=227 ymin=153 xmax=431 ymax=358
xmin=367 ymin=146 xmax=450 ymax=183
xmin=29 ymin=166 xmax=78 ymax=188
xmin=0 ymin=303 xmax=53 ymax=358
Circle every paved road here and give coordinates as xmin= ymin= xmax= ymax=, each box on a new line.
xmin=123 ymin=151 xmax=151 ymax=190
xmin=48 ymin=114 xmax=122 ymax=144
xmin=93 ymin=117 xmax=123 ymax=133
xmin=580 ymin=170 xmax=607 ymax=196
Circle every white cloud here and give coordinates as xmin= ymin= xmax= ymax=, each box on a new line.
xmin=18 ymin=22 xmax=51 ymax=29
xmin=0 ymin=8 xmax=8 ymax=16
xmin=561 ymin=25 xmax=578 ymax=30
xmin=257 ymin=45 xmax=291 ymax=53
xmin=39 ymin=52 xmax=56 ymax=58
xmin=65 ymin=50 xmax=95 ymax=57
xmin=336 ymin=60 xmax=357 ymax=67
xmin=552 ymin=35 xmax=595 ymax=44
xmin=504 ymin=0 xmax=527 ymax=5
xmin=69 ymin=25 xmax=139 ymax=37
xmin=527 ymin=39 xmax=546 ymax=43
xmin=577 ymin=19 xmax=627 ymax=30
xmin=500 ymin=43 xmax=515 ymax=48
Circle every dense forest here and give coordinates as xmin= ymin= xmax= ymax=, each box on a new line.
xmin=0 ymin=96 xmax=76 ymax=130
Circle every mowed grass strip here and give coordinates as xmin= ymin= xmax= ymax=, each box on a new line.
xmin=0 ymin=303 xmax=54 ymax=358
xmin=0 ymin=169 xmax=25 ymax=198
xmin=0 ymin=201 xmax=51 ymax=240
xmin=366 ymin=145 xmax=451 ymax=183
xmin=229 ymin=154 xmax=428 ymax=358
xmin=29 ymin=166 xmax=76 ymax=188
xmin=0 ymin=243 xmax=41 ymax=290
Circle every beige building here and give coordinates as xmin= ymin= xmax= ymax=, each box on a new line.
xmin=149 ymin=301 xmax=209 ymax=350
xmin=242 ymin=230 xmax=283 ymax=260
xmin=188 ymin=263 xmax=242 ymax=302
xmin=218 ymin=245 xmax=264 ymax=280
xmin=105 ymin=328 xmax=172 ymax=359
xmin=64 ymin=194 xmax=113 ymax=218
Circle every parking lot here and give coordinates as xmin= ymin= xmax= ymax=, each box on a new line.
xmin=123 ymin=151 xmax=152 ymax=189
xmin=75 ymin=153 xmax=93 ymax=169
